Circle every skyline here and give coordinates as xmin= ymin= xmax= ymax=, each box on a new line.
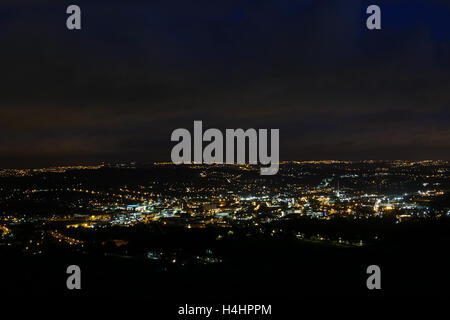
xmin=1 ymin=159 xmax=449 ymax=173
xmin=1 ymin=159 xmax=450 ymax=170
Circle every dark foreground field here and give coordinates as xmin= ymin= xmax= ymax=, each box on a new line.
xmin=1 ymin=221 xmax=449 ymax=301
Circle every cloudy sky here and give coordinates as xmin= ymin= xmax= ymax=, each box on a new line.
xmin=1 ymin=0 xmax=450 ymax=168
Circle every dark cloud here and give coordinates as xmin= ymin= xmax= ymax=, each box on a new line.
xmin=1 ymin=0 xmax=450 ymax=167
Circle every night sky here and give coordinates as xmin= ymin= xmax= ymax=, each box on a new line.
xmin=1 ymin=0 xmax=450 ymax=168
